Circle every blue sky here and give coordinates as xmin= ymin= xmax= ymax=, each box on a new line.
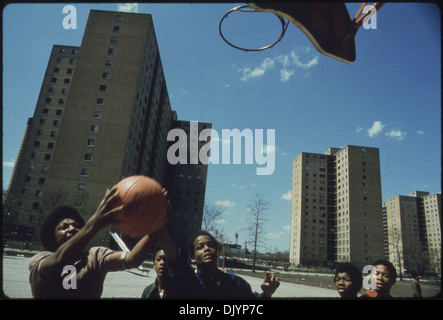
xmin=2 ymin=3 xmax=441 ymax=252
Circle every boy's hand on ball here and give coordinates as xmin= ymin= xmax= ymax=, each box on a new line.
xmin=91 ymin=186 xmax=123 ymax=230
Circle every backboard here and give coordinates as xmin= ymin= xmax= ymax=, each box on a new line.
xmin=220 ymin=3 xmax=385 ymax=63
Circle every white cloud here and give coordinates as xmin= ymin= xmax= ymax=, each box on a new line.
xmin=117 ymin=3 xmax=139 ymax=12
xmin=215 ymin=219 xmax=226 ymax=225
xmin=386 ymin=129 xmax=406 ymax=140
xmin=265 ymin=225 xmax=290 ymax=240
xmin=3 ymin=159 xmax=15 ymax=168
xmin=262 ymin=144 xmax=276 ymax=155
xmin=265 ymin=232 xmax=284 ymax=239
xmin=277 ymin=54 xmax=290 ymax=67
xmin=280 ymin=190 xmax=291 ymax=201
xmin=211 ymin=136 xmax=231 ymax=145
xmin=415 ymin=130 xmax=424 ymax=135
xmin=237 ymin=57 xmax=275 ymax=81
xmin=280 ymin=68 xmax=295 ymax=82
xmin=356 ymin=126 xmax=364 ymax=133
xmin=290 ymin=46 xmax=319 ymax=69
xmin=368 ymin=121 xmax=385 ymax=137
xmin=235 ymin=46 xmax=319 ymax=82
xmin=231 ymin=184 xmax=244 ymax=190
xmin=215 ymin=200 xmax=235 ymax=208
xmin=365 ymin=121 xmax=407 ymax=141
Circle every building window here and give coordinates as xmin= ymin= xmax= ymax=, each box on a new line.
xmin=90 ymin=125 xmax=99 ymax=133
xmin=47 ymin=142 xmax=54 ymax=149
xmin=78 ymin=183 xmax=86 ymax=191
xmin=81 ymin=168 xmax=90 ymax=177
xmin=111 ymin=36 xmax=118 ymax=43
xmin=99 ymin=85 xmax=107 ymax=92
xmin=67 ymin=68 xmax=73 ymax=74
xmin=116 ymin=14 xmax=123 ymax=22
xmin=59 ymin=99 xmax=65 ymax=105
xmin=108 ymin=48 xmax=115 ymax=55
xmin=41 ymin=166 xmax=49 ymax=174
xmin=113 ymin=25 xmax=120 ymax=32
xmin=54 ymin=67 xmax=60 ymax=73
xmin=64 ymin=78 xmax=70 ymax=84
xmin=72 ymin=49 xmax=78 ymax=54
xmin=56 ymin=109 xmax=63 ymax=116
xmin=93 ymin=111 xmax=101 ymax=119
xmin=59 ymin=48 xmax=66 ymax=53
xmin=103 ymin=72 xmax=110 ymax=79
xmin=96 ymin=98 xmax=104 ymax=105
xmin=51 ymin=77 xmax=57 ymax=83
xmin=84 ymin=153 xmax=93 ymax=162
xmin=53 ymin=120 xmax=60 ymax=126
xmin=105 ymin=60 xmax=113 ymax=67
xmin=87 ymin=139 xmax=95 ymax=147
xmin=61 ymin=88 xmax=68 ymax=94
xmin=44 ymin=154 xmax=51 ymax=161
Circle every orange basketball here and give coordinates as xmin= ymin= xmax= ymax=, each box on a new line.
xmin=113 ymin=175 xmax=168 ymax=238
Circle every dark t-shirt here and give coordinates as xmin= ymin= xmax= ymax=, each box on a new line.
xmin=167 ymin=247 xmax=262 ymax=298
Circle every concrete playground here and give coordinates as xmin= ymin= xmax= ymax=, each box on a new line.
xmin=2 ymin=253 xmax=441 ymax=299
xmin=2 ymin=254 xmax=337 ymax=299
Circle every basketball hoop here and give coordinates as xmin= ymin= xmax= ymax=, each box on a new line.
xmin=219 ymin=5 xmax=290 ymax=52
xmin=220 ymin=3 xmax=385 ymax=63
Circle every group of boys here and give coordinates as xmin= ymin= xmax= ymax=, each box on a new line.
xmin=334 ymin=260 xmax=398 ymax=299
xmin=28 ymin=187 xmax=279 ymax=299
xmin=29 ymin=185 xmax=408 ymax=299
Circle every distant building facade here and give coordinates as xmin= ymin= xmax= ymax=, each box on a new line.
xmin=383 ymin=191 xmax=441 ymax=275
xmin=290 ymin=145 xmax=384 ymax=268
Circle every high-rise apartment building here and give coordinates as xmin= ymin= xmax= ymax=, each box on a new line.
xmin=5 ymin=45 xmax=79 ymax=241
xmin=166 ymin=120 xmax=212 ymax=245
xmin=290 ymin=145 xmax=384 ymax=268
xmin=4 ymin=10 xmax=210 ymax=247
xmin=383 ymin=191 xmax=441 ymax=275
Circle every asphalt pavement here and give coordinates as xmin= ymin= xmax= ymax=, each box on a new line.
xmin=2 ymin=253 xmax=440 ymax=300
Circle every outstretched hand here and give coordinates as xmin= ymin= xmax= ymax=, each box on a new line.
xmin=89 ymin=186 xmax=123 ymax=230
xmin=261 ymin=271 xmax=280 ymax=298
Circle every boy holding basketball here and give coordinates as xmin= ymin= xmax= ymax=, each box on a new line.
xmin=156 ymin=227 xmax=280 ymax=298
xmin=29 ymin=187 xmax=155 ymax=298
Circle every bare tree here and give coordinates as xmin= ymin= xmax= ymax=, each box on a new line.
xmin=42 ymin=189 xmax=69 ymax=210
xmin=389 ymin=228 xmax=404 ymax=280
xmin=246 ymin=193 xmax=271 ymax=272
xmin=202 ymin=201 xmax=224 ymax=234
